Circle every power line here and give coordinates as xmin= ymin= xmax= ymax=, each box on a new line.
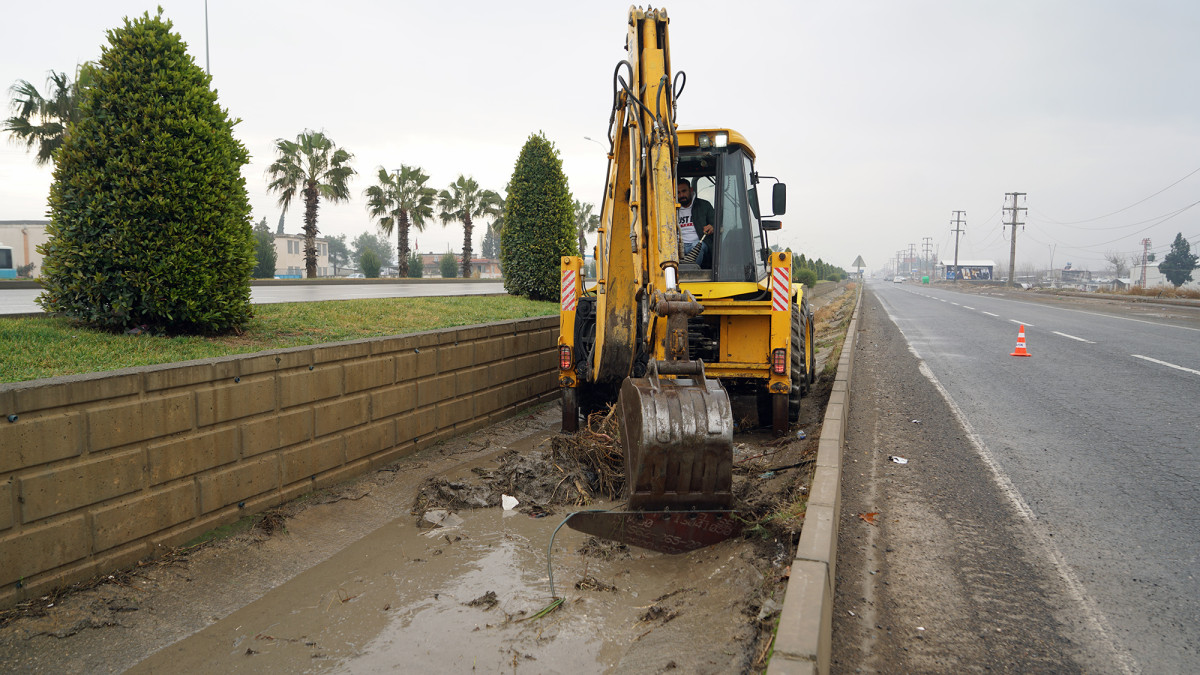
xmin=1024 ymin=200 xmax=1200 ymax=252
xmin=1029 ymin=200 xmax=1200 ymax=232
xmin=1034 ymin=164 xmax=1200 ymax=225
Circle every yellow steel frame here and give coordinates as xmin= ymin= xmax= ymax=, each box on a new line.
xmin=558 ymin=256 xmax=583 ymax=388
xmin=559 ymin=9 xmax=802 ymax=405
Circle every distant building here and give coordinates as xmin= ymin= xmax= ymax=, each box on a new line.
xmin=0 ymin=221 xmax=50 ymax=276
xmin=415 ymin=252 xmax=501 ymax=279
xmin=1 ymin=221 xmax=340 ymax=280
xmin=274 ymin=234 xmax=331 ymax=277
xmin=937 ymin=259 xmax=995 ymax=281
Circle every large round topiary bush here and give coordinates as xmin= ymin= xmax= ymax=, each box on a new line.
xmin=38 ymin=10 xmax=255 ymax=332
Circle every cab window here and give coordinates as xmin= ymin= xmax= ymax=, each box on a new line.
xmin=715 ymin=149 xmax=762 ymax=282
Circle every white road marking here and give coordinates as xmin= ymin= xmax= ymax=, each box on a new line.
xmin=982 ymin=311 xmax=999 ymax=317
xmin=1053 ymin=331 xmax=1095 ymax=344
xmin=967 ymin=295 xmax=1200 ymax=334
xmin=1009 ymin=319 xmax=1035 ymax=327
xmin=1132 ymin=354 xmax=1200 ymax=377
xmin=876 ymin=301 xmax=1139 ymax=675
xmin=950 ymin=302 xmax=960 ymax=306
xmin=963 ymin=306 xmax=975 ymax=310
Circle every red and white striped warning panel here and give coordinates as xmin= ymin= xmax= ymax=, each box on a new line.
xmin=771 ymin=267 xmax=790 ymax=312
xmin=561 ymin=269 xmax=578 ymax=312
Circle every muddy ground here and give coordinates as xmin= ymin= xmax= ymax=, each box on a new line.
xmin=0 ymin=286 xmax=857 ymax=674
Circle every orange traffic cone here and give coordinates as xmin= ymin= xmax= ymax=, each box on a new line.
xmin=1010 ymin=324 xmax=1031 ymax=357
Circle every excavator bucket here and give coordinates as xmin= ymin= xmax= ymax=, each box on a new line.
xmin=619 ymin=366 xmax=734 ymax=510
xmin=566 ymin=363 xmax=740 ymax=553
xmin=564 ymin=510 xmax=740 ymax=555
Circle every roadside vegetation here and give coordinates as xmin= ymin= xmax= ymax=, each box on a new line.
xmin=38 ymin=11 xmax=255 ymax=332
xmin=501 ymin=132 xmax=577 ymax=301
xmin=0 ymin=295 xmax=555 ymax=384
xmin=1118 ymin=284 xmax=1200 ymax=300
xmin=814 ymin=282 xmax=859 ymax=377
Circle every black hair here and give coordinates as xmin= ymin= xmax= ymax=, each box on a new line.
xmin=678 ymin=177 xmax=690 ymax=187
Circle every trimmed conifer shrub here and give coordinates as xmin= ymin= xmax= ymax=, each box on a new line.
xmin=38 ymin=10 xmax=254 ymax=332
xmin=501 ymin=132 xmax=575 ymax=300
xmin=252 ymin=218 xmax=277 ymax=279
xmin=795 ymin=268 xmax=818 ymax=288
xmin=439 ymin=252 xmax=459 ymax=278
xmin=406 ymin=251 xmax=424 ymax=278
xmin=360 ymin=249 xmax=382 ymax=278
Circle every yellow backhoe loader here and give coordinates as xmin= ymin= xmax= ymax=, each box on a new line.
xmin=558 ymin=7 xmax=814 ymax=553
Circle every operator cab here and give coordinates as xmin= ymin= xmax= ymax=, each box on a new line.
xmin=676 ymin=129 xmax=785 ymax=287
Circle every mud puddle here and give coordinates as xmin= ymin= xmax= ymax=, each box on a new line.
xmin=127 ymin=436 xmax=774 ymax=674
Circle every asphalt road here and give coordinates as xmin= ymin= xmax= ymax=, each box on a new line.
xmin=860 ymin=280 xmax=1199 ymax=673
xmin=835 ymin=289 xmax=1089 ymax=673
xmin=0 ymin=281 xmax=507 ymax=315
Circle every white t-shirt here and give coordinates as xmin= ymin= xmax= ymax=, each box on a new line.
xmin=678 ymin=204 xmax=699 ymax=245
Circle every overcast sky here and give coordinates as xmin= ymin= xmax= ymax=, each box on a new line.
xmin=3 ymin=1 xmax=1198 ymax=275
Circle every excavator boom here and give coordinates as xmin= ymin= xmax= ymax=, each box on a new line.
xmin=559 ymin=7 xmax=804 ymax=552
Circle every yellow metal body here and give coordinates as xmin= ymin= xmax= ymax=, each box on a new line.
xmin=590 ymin=7 xmax=680 ymax=384
xmin=557 ymin=256 xmax=583 ymax=389
xmin=559 ymin=7 xmax=808 ymax=431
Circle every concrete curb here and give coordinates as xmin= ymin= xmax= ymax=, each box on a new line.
xmin=769 ymin=283 xmax=862 ymax=675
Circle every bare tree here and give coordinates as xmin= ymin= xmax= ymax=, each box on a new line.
xmin=1103 ymin=250 xmax=1129 ymax=278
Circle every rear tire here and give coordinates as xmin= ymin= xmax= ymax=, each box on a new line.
xmin=807 ymin=317 xmax=816 ymax=387
xmin=787 ymin=300 xmax=809 ymax=422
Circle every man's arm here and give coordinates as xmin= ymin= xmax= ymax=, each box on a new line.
xmin=697 ymin=199 xmax=716 ymax=236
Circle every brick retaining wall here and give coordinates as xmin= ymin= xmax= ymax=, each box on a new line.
xmin=0 ymin=316 xmax=557 ymax=608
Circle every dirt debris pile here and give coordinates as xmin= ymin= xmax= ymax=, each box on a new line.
xmin=411 ymin=407 xmax=625 ymax=517
xmin=465 ymin=591 xmax=499 ymax=610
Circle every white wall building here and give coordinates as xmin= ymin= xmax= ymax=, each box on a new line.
xmin=273 ymin=234 xmax=332 ymax=277
xmin=1131 ymin=261 xmax=1200 ymax=290
xmin=0 ymin=221 xmax=50 ymax=276
xmin=2 ymin=221 xmax=341 ymax=279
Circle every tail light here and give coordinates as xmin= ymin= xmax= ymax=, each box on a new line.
xmin=559 ymin=345 xmax=573 ymax=370
xmin=772 ymin=348 xmax=787 ymax=374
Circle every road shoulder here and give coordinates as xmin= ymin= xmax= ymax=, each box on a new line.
xmin=832 ymin=288 xmax=1097 ymax=673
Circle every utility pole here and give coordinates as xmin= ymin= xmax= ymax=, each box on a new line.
xmin=908 ymin=244 xmax=917 ymax=278
xmin=950 ymin=211 xmax=966 ymax=281
xmin=204 ymin=0 xmax=211 ymax=75
xmin=1140 ymin=237 xmax=1152 ymax=287
xmin=921 ymin=237 xmax=933 ymax=278
xmin=1003 ymin=192 xmax=1027 ymax=287
xmin=896 ymin=250 xmax=904 ymax=279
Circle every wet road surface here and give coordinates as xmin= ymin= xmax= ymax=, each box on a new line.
xmin=0 ymin=281 xmax=506 ymax=315
xmin=838 ymin=281 xmax=1200 ymax=674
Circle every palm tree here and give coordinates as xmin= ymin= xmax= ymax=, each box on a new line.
xmin=573 ymin=200 xmax=600 ymax=257
xmin=364 ymin=165 xmax=435 ymax=278
xmin=438 ymin=175 xmax=501 ymax=278
xmin=265 ymin=130 xmax=355 ymax=278
xmin=4 ymin=66 xmax=93 ymax=166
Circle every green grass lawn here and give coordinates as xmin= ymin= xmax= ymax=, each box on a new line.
xmin=0 ymin=296 xmax=556 ymax=384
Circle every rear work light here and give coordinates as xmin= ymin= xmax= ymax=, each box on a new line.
xmin=559 ymin=345 xmax=573 ymax=370
xmin=772 ymin=348 xmax=787 ymax=374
